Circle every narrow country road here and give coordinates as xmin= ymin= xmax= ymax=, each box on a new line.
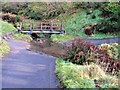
xmin=2 ymin=40 xmax=58 ymax=88
xmin=62 ymin=37 xmax=120 ymax=46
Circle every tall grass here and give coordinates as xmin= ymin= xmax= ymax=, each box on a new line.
xmin=0 ymin=19 xmax=16 ymax=33
xmin=56 ymin=58 xmax=119 ymax=88
xmin=51 ymin=9 xmax=118 ymax=42
xmin=0 ymin=40 xmax=10 ymax=58
xmin=13 ymin=33 xmax=32 ymax=42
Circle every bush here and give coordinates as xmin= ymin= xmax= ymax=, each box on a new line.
xmin=56 ymin=58 xmax=119 ymax=88
xmin=65 ymin=38 xmax=120 ymax=75
xmin=56 ymin=59 xmax=96 ymax=88
xmin=99 ymin=43 xmax=119 ymax=59
xmin=84 ymin=25 xmax=94 ymax=36
xmin=65 ymin=38 xmax=98 ymax=65
xmin=2 ymin=13 xmax=16 ymax=23
xmin=118 ymin=44 xmax=120 ymax=59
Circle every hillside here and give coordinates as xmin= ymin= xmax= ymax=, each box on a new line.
xmin=51 ymin=8 xmax=119 ymax=42
xmin=0 ymin=19 xmax=16 ymax=33
xmin=1 ymin=2 xmax=120 ymax=42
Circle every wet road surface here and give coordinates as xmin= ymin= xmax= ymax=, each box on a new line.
xmin=2 ymin=40 xmax=58 ymax=88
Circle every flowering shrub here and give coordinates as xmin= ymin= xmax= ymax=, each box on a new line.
xmin=65 ymin=38 xmax=120 ymax=76
xmin=65 ymin=38 xmax=98 ymax=65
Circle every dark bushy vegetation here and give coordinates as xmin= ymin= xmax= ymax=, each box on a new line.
xmin=2 ymin=13 xmax=16 ymax=23
xmin=96 ymin=3 xmax=120 ymax=33
xmin=1 ymin=13 xmax=22 ymax=27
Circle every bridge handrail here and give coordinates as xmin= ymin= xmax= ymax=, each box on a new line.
xmin=20 ymin=21 xmax=64 ymax=31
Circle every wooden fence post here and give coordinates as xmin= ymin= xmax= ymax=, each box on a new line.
xmin=20 ymin=22 xmax=23 ymax=30
xmin=29 ymin=23 xmax=33 ymax=30
xmin=61 ymin=22 xmax=63 ymax=30
xmin=41 ymin=22 xmax=42 ymax=30
xmin=50 ymin=21 xmax=53 ymax=31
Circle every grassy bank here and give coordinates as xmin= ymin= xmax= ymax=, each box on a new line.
xmin=0 ymin=19 xmax=32 ymax=42
xmin=51 ymin=9 xmax=119 ymax=42
xmin=13 ymin=33 xmax=32 ymax=42
xmin=56 ymin=58 xmax=119 ymax=88
xmin=0 ymin=40 xmax=10 ymax=58
xmin=51 ymin=34 xmax=73 ymax=42
xmin=0 ymin=19 xmax=16 ymax=33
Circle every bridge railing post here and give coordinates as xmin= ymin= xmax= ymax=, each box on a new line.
xmin=41 ymin=22 xmax=42 ymax=30
xmin=50 ymin=21 xmax=53 ymax=31
xmin=61 ymin=22 xmax=63 ymax=30
xmin=20 ymin=22 xmax=23 ymax=30
xmin=29 ymin=23 xmax=33 ymax=30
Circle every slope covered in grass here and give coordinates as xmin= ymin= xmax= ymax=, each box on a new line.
xmin=56 ymin=58 xmax=119 ymax=88
xmin=51 ymin=9 xmax=118 ymax=41
xmin=0 ymin=19 xmax=16 ymax=33
xmin=0 ymin=40 xmax=10 ymax=58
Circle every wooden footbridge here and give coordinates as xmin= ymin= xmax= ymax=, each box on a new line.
xmin=17 ymin=21 xmax=66 ymax=34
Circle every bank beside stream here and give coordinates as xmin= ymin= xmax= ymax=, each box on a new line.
xmin=0 ymin=40 xmax=10 ymax=58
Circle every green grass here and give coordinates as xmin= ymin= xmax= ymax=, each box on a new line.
xmin=56 ymin=58 xmax=119 ymax=88
xmin=51 ymin=34 xmax=74 ymax=42
xmin=87 ymin=32 xmax=117 ymax=39
xmin=0 ymin=19 xmax=32 ymax=42
xmin=21 ymin=19 xmax=38 ymax=30
xmin=14 ymin=33 xmax=32 ymax=42
xmin=0 ymin=19 xmax=16 ymax=33
xmin=51 ymin=9 xmax=119 ymax=42
xmin=0 ymin=40 xmax=10 ymax=58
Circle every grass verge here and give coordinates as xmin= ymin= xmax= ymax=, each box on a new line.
xmin=13 ymin=33 xmax=33 ymax=42
xmin=56 ymin=58 xmax=119 ymax=88
xmin=0 ymin=19 xmax=16 ymax=33
xmin=0 ymin=40 xmax=10 ymax=58
xmin=51 ymin=34 xmax=74 ymax=42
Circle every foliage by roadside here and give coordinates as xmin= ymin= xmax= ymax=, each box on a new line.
xmin=51 ymin=34 xmax=73 ymax=42
xmin=56 ymin=58 xmax=119 ymax=88
xmin=13 ymin=33 xmax=32 ymax=42
xmin=99 ymin=43 xmax=119 ymax=59
xmin=0 ymin=19 xmax=16 ymax=33
xmin=19 ymin=19 xmax=37 ymax=30
xmin=51 ymin=8 xmax=118 ymax=42
xmin=118 ymin=44 xmax=120 ymax=59
xmin=65 ymin=38 xmax=120 ymax=76
xmin=0 ymin=40 xmax=10 ymax=58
